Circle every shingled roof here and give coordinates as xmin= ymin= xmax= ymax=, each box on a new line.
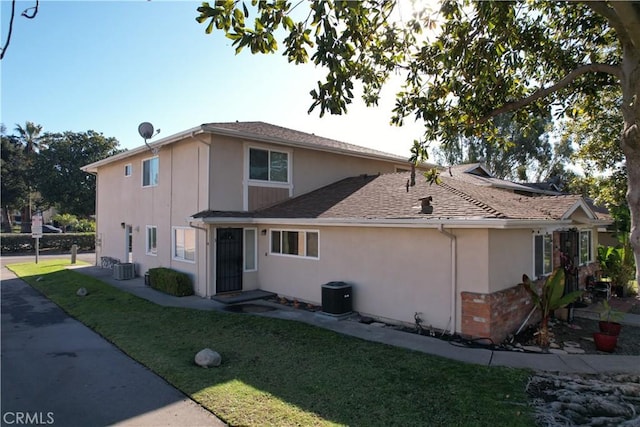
xmin=249 ymin=172 xmax=596 ymax=221
xmin=193 ymin=171 xmax=606 ymax=223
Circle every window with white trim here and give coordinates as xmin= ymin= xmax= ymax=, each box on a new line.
xmin=534 ymin=234 xmax=553 ymax=277
xmin=244 ymin=228 xmax=257 ymax=271
xmin=146 ymin=226 xmax=157 ymax=255
xmin=249 ymin=148 xmax=289 ymax=183
xmin=270 ymin=229 xmax=319 ymax=259
xmin=142 ymin=157 xmax=159 ymax=187
xmin=173 ymin=227 xmax=195 ymax=262
xmin=124 ymin=164 xmax=132 ymax=177
xmin=579 ymin=230 xmax=592 ymax=265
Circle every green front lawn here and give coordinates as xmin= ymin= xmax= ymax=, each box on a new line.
xmin=7 ymin=261 xmax=535 ymax=426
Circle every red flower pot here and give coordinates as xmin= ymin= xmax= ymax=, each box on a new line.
xmin=593 ymin=332 xmax=618 ymax=353
xmin=599 ymin=321 xmax=622 ymax=336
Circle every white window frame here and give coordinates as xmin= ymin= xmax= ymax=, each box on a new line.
xmin=533 ymin=233 xmax=553 ymax=278
xmin=579 ymin=229 xmax=593 ymax=265
xmin=146 ymin=225 xmax=157 ymax=256
xmin=172 ymin=227 xmax=196 ymax=263
xmin=270 ymin=228 xmax=319 ymax=259
xmin=247 ymin=146 xmax=291 ymax=185
xmin=142 ymin=156 xmax=159 ymax=187
xmin=243 ymin=228 xmax=258 ymax=272
xmin=124 ymin=163 xmax=132 ymax=177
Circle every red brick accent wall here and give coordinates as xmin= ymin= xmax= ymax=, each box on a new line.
xmin=461 ymin=283 xmax=537 ymax=344
xmin=460 ymin=262 xmax=600 ymax=343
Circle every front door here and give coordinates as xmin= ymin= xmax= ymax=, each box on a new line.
xmin=216 ymin=228 xmax=243 ymax=293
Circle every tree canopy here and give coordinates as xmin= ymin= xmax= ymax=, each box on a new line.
xmin=35 ymin=130 xmax=122 ymax=217
xmin=0 ymin=133 xmax=29 ymax=231
xmin=197 ymin=0 xmax=640 ymax=282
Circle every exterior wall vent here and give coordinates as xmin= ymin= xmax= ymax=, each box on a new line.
xmin=420 ymin=196 xmax=433 ymax=214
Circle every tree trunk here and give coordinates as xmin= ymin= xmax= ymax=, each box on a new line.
xmin=19 ymin=205 xmax=31 ymax=233
xmin=2 ymin=207 xmax=13 ymax=233
xmin=620 ymin=42 xmax=640 ymax=284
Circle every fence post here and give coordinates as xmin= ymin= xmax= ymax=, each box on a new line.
xmin=71 ymin=244 xmax=78 ymax=264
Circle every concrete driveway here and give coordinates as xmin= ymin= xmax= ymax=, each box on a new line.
xmin=1 ymin=255 xmax=225 ymax=426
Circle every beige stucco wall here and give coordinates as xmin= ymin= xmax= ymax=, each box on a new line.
xmin=255 ymin=225 xmax=454 ymax=330
xmin=95 ymin=137 xmax=209 ymax=293
xmin=207 ymin=134 xmax=409 ymax=211
xmin=487 ymin=229 xmax=533 ymax=293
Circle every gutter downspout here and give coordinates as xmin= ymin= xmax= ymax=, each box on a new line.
xmin=438 ymin=224 xmax=457 ymax=336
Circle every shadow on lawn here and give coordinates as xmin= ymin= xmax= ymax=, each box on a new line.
xmin=12 ymin=267 xmax=532 ymax=427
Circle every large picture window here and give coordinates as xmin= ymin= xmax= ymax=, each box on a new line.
xmin=534 ymin=234 xmax=553 ymax=277
xmin=579 ymin=230 xmax=592 ymax=265
xmin=270 ymin=229 xmax=319 ymax=259
xmin=173 ymin=227 xmax=195 ymax=262
xmin=142 ymin=157 xmax=159 ymax=187
xmin=146 ymin=226 xmax=157 ymax=255
xmin=249 ymin=148 xmax=288 ymax=183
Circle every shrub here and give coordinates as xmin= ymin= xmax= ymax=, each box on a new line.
xmin=0 ymin=233 xmax=95 ymax=254
xmin=148 ymin=267 xmax=194 ymax=297
xmin=76 ymin=219 xmax=96 ymax=232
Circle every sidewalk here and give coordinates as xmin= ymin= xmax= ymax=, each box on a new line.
xmin=68 ymin=265 xmax=640 ymax=375
xmin=1 ymin=264 xmax=225 ymax=427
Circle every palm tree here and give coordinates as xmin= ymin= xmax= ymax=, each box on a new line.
xmin=14 ymin=121 xmax=42 ymax=154
xmin=14 ymin=121 xmax=43 ymax=232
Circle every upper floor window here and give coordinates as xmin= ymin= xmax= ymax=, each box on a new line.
xmin=249 ymin=148 xmax=288 ymax=183
xmin=534 ymin=234 xmax=553 ymax=277
xmin=142 ymin=157 xmax=159 ymax=187
xmin=579 ymin=230 xmax=592 ymax=265
xmin=124 ymin=164 xmax=132 ymax=177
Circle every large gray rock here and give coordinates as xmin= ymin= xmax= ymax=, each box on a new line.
xmin=194 ymin=348 xmax=221 ymax=368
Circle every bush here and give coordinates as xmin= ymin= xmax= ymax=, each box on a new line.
xmin=148 ymin=267 xmax=194 ymax=297
xmin=0 ymin=233 xmax=95 ymax=254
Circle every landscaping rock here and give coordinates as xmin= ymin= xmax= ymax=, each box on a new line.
xmin=76 ymin=288 xmax=88 ymax=297
xmin=195 ymin=348 xmax=221 ymax=368
xmin=528 ymin=373 xmax=640 ymax=426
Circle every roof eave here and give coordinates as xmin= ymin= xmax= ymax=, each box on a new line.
xmin=189 ymin=216 xmax=577 ymax=229
xmin=81 ymin=125 xmax=207 ymax=173
xmin=201 ymin=124 xmax=410 ymax=164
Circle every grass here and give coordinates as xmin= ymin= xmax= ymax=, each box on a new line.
xmin=8 ymin=260 xmax=535 ymax=426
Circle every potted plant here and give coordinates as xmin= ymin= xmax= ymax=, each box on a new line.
xmin=593 ymin=330 xmax=618 ymax=352
xmin=597 ymin=300 xmax=624 ymax=336
xmin=522 ymin=268 xmax=583 ymax=349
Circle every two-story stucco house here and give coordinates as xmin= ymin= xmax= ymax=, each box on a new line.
xmin=83 ymin=122 xmax=611 ymax=343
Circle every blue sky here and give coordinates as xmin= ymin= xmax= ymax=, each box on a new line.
xmin=1 ymin=0 xmax=426 ymax=157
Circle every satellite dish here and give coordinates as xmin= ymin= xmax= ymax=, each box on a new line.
xmin=138 ymin=122 xmax=155 ymax=140
xmin=138 ymin=122 xmax=160 ymax=154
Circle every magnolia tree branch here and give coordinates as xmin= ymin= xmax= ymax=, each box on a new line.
xmin=476 ymin=63 xmax=621 ymax=125
xmin=584 ymin=1 xmax=640 ymax=49
xmin=0 ymin=0 xmax=39 ymax=60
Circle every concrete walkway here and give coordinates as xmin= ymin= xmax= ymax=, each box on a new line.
xmin=1 ymin=263 xmax=226 ymax=427
xmin=69 ymin=264 xmax=640 ymax=375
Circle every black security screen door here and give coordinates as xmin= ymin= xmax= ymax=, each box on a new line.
xmin=559 ymin=230 xmax=579 ymax=294
xmin=216 ymin=228 xmax=243 ymax=293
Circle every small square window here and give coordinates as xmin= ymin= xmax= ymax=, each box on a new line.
xmin=124 ymin=164 xmax=132 ymax=177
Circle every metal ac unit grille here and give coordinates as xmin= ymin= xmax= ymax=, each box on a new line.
xmin=113 ymin=263 xmax=135 ymax=280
